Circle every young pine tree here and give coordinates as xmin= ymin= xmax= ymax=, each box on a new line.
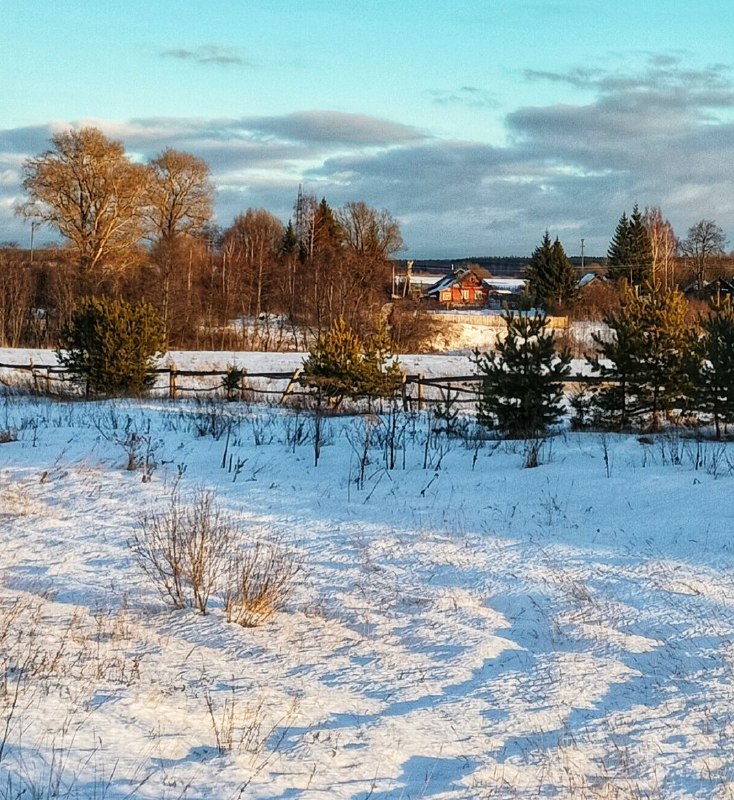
xmin=591 ymin=282 xmax=696 ymax=429
xmin=472 ymin=311 xmax=571 ymax=439
xmin=57 ymin=297 xmax=167 ymax=396
xmin=695 ymin=298 xmax=734 ymax=438
xmin=300 ymin=316 xmax=402 ymax=407
xmin=360 ymin=321 xmax=403 ymax=401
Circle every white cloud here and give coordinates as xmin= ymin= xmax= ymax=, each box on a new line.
xmin=2 ymin=56 xmax=734 ymax=256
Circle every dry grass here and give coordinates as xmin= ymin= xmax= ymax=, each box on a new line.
xmin=223 ymin=539 xmax=301 ymax=627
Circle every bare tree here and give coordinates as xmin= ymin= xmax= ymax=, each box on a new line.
xmin=294 ymin=190 xmax=319 ymax=262
xmin=680 ymin=219 xmax=728 ymax=289
xmin=17 ymin=127 xmax=148 ymax=276
xmin=0 ymin=249 xmax=33 ymax=346
xmin=643 ymin=206 xmax=678 ymax=288
xmin=337 ymin=201 xmax=404 ymax=259
xmin=223 ymin=209 xmax=283 ymax=323
xmin=143 ymin=149 xmax=214 ymax=326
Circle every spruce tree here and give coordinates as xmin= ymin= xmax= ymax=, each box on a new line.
xmin=607 ymin=206 xmax=653 ymax=284
xmin=695 ymin=299 xmax=734 ymax=438
xmin=607 ymin=211 xmax=631 ymax=282
xmin=281 ymin=219 xmax=298 ymax=255
xmin=591 ymin=283 xmax=695 ymax=429
xmin=627 ymin=204 xmax=653 ymax=285
xmin=526 ymin=231 xmax=579 ymax=312
xmin=472 ymin=311 xmax=571 ymax=439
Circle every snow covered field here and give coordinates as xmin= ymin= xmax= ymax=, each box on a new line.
xmin=2 ymin=390 xmax=734 ymax=799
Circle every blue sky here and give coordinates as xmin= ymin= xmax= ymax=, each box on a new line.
xmin=2 ymin=0 xmax=734 ymax=257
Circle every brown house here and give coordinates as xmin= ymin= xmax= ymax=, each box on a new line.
xmin=424 ymin=267 xmax=491 ymax=306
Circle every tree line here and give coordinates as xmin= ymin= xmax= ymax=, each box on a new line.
xmin=2 ymin=127 xmax=421 ymax=351
xmin=525 ymin=204 xmax=730 ymax=313
xmin=2 ymin=126 xmax=733 ymax=352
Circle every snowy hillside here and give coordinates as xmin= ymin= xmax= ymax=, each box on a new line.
xmin=1 ymin=394 xmax=734 ymax=798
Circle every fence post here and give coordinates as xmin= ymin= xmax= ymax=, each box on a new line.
xmin=169 ymin=363 xmax=177 ymax=400
xmin=418 ymin=373 xmax=425 ymax=411
xmin=401 ymin=373 xmax=408 ymax=411
xmin=280 ymin=367 xmax=302 ymax=404
xmin=29 ymin=360 xmax=39 ymax=393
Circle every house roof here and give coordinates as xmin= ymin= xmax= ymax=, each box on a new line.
xmin=424 ymin=267 xmax=494 ymax=296
xmin=578 ymin=272 xmax=601 ymax=288
xmin=482 ymin=278 xmax=526 ymax=292
xmin=682 ymin=276 xmax=734 ymax=297
xmin=425 ymin=268 xmax=472 ymax=296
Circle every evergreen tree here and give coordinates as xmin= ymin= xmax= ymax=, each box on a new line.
xmin=695 ymin=299 xmax=734 ymax=438
xmin=472 ymin=311 xmax=571 ymax=439
xmin=58 ymin=297 xmax=166 ymax=395
xmin=300 ymin=316 xmax=402 ymax=407
xmin=627 ymin=204 xmax=653 ymax=285
xmin=360 ymin=321 xmax=403 ymax=400
xmin=607 ymin=206 xmax=653 ymax=284
xmin=590 ymin=282 xmax=695 ymax=429
xmin=280 ymin=219 xmax=298 ymax=255
xmin=525 ymin=231 xmax=579 ymax=312
xmin=607 ymin=211 xmax=631 ymax=282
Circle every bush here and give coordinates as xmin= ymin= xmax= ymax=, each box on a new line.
xmin=130 ymin=488 xmax=233 ymax=614
xmin=57 ymin=296 xmax=166 ymax=395
xmin=221 ymin=364 xmax=248 ymax=402
xmin=389 ymin=299 xmax=445 ymax=353
xmin=223 ymin=540 xmax=300 ymax=627
xmin=131 ymin=488 xmax=299 ymax=623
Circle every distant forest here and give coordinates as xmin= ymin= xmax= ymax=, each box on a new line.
xmin=399 ymin=256 xmax=604 ymax=276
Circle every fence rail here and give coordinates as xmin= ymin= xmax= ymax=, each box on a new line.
xmin=429 ymin=313 xmax=569 ymax=329
xmin=0 ymin=361 xmax=605 ymax=409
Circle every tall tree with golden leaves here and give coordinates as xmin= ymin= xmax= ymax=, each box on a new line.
xmin=18 ymin=127 xmax=148 ymax=276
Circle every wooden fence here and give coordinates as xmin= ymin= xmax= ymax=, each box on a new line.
xmin=430 ymin=313 xmax=569 ymax=329
xmin=0 ymin=360 xmax=604 ymax=411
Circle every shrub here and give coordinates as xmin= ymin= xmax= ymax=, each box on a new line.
xmin=57 ymin=296 xmax=166 ymax=395
xmin=389 ymin=299 xmax=445 ymax=353
xmin=130 ymin=488 xmax=232 ymax=614
xmin=131 ymin=489 xmax=300 ymax=622
xmin=222 ymin=364 xmax=248 ymax=402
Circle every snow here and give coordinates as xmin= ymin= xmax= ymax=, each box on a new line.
xmin=483 ymin=278 xmax=526 ymax=291
xmin=1 ymin=382 xmax=734 ymax=798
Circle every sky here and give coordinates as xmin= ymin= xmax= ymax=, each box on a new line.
xmin=2 ymin=0 xmax=734 ymax=258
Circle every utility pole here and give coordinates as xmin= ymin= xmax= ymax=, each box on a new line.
xmin=580 ymin=238 xmax=585 ymax=272
xmin=29 ymin=221 xmax=39 ymax=265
